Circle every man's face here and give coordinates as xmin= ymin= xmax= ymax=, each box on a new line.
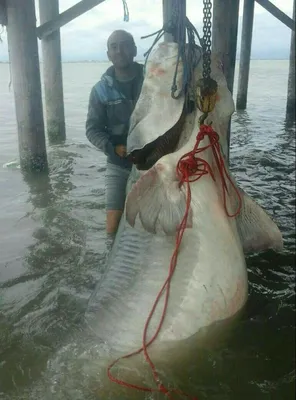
xmin=107 ymin=32 xmax=136 ymax=69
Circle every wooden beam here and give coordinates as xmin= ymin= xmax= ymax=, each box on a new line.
xmin=36 ymin=0 xmax=106 ymax=39
xmin=6 ymin=0 xmax=48 ymax=172
xmin=39 ymin=0 xmax=66 ymax=144
xmin=286 ymin=0 xmax=295 ymax=122
xmin=255 ymin=0 xmax=295 ymax=31
xmin=236 ymin=0 xmax=255 ymax=110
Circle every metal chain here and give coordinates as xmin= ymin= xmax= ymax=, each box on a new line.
xmin=202 ymin=0 xmax=212 ymax=81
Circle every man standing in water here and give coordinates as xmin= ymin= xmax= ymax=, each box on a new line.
xmin=86 ymin=30 xmax=144 ymax=245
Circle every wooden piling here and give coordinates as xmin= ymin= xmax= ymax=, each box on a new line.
xmin=212 ymin=0 xmax=240 ymax=95
xmin=0 ymin=0 xmax=7 ymax=26
xmin=162 ymin=0 xmax=186 ymax=42
xmin=236 ymin=0 xmax=255 ymax=110
xmin=212 ymin=0 xmax=240 ymax=161
xmin=286 ymin=0 xmax=295 ymax=122
xmin=163 ymin=0 xmax=174 ymax=42
xmin=6 ymin=0 xmax=48 ymax=172
xmin=39 ymin=0 xmax=66 ymax=144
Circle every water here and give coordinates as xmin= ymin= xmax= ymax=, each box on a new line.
xmin=0 ymin=60 xmax=295 ymax=399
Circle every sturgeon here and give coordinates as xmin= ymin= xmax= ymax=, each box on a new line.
xmin=84 ymin=42 xmax=283 ymax=397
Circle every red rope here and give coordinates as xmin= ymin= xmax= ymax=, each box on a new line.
xmin=107 ymin=124 xmax=242 ymax=399
xmin=176 ymin=124 xmax=242 ymax=218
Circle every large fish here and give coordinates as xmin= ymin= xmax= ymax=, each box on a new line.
xmin=84 ymin=42 xmax=283 ymax=398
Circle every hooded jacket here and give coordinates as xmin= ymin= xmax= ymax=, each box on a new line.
xmin=85 ymin=62 xmax=144 ymax=169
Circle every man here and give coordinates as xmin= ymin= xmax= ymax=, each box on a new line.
xmin=86 ymin=30 xmax=144 ymax=241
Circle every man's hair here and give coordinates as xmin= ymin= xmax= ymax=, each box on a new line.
xmin=107 ymin=30 xmax=135 ymax=49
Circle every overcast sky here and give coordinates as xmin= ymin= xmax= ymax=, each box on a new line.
xmin=0 ymin=0 xmax=294 ymax=61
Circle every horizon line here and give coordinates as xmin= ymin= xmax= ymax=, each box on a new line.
xmin=0 ymin=58 xmax=290 ymax=63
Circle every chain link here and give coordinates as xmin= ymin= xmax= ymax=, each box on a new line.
xmin=202 ymin=0 xmax=212 ymax=81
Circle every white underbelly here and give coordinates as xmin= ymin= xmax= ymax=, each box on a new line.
xmin=87 ymin=216 xmax=247 ymax=355
xmin=158 ymin=218 xmax=248 ymax=342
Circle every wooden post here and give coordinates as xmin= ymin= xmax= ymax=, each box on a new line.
xmin=162 ymin=0 xmax=186 ymax=42
xmin=212 ymin=0 xmax=240 ymax=161
xmin=39 ymin=0 xmax=66 ymax=144
xmin=0 ymin=0 xmax=7 ymax=26
xmin=163 ymin=0 xmax=174 ymax=42
xmin=236 ymin=0 xmax=255 ymax=110
xmin=212 ymin=0 xmax=240 ymax=94
xmin=6 ymin=0 xmax=48 ymax=172
xmin=286 ymin=0 xmax=295 ymax=122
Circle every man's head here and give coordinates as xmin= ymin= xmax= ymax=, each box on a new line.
xmin=107 ymin=30 xmax=137 ymax=69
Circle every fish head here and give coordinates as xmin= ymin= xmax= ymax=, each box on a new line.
xmin=126 ymin=41 xmax=235 ymax=172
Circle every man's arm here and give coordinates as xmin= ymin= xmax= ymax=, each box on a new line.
xmin=85 ymin=87 xmax=115 ymax=156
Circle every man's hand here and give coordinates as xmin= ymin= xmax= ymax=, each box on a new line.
xmin=115 ymin=145 xmax=127 ymax=158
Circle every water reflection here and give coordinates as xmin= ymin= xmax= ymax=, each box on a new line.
xmin=281 ymin=121 xmax=296 ymax=149
xmin=284 ymin=113 xmax=296 ymax=130
xmin=22 ymin=146 xmax=95 ymax=321
xmin=0 ymin=145 xmax=105 ymax=396
xmin=229 ymin=117 xmax=296 ymax=399
xmin=233 ymin=109 xmax=252 ymax=129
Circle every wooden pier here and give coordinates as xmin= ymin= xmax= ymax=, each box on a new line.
xmin=236 ymin=0 xmax=295 ymax=116
xmin=0 ymin=0 xmax=295 ymax=173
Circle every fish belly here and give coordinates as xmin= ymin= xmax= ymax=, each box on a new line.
xmin=85 ymin=184 xmax=248 ymax=356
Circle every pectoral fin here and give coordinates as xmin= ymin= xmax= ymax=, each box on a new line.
xmin=235 ymin=188 xmax=283 ymax=253
xmin=125 ymin=166 xmax=192 ymax=235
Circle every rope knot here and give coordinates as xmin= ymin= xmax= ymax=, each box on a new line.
xmin=184 ymin=153 xmax=195 ymax=166
xmin=177 ymin=153 xmax=199 ymax=184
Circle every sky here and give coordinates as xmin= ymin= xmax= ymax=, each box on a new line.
xmin=0 ymin=0 xmax=294 ymax=62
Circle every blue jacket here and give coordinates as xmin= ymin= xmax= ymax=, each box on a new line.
xmin=85 ymin=62 xmax=144 ymax=169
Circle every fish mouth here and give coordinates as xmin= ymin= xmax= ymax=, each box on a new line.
xmin=127 ymin=105 xmax=189 ymax=171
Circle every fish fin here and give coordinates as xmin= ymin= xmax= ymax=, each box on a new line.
xmin=126 ymin=165 xmax=192 ymax=235
xmin=235 ymin=188 xmax=283 ymax=253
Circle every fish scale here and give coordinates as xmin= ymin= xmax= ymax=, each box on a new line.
xmin=85 ymin=221 xmax=152 ymax=333
xmin=85 ymin=213 xmax=199 ymax=355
